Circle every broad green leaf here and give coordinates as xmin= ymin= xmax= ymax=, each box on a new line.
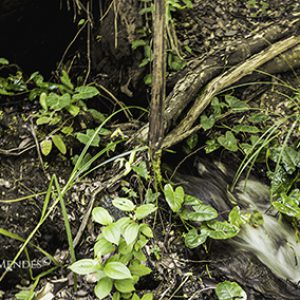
xmin=47 ymin=92 xmax=71 ymax=110
xmin=89 ymin=108 xmax=106 ymax=123
xmin=249 ymin=210 xmax=264 ymax=226
xmin=272 ymin=195 xmax=300 ymax=219
xmin=69 ymin=259 xmax=99 ymax=275
xmin=145 ymin=189 xmax=160 ymax=203
xmin=36 ymin=116 xmax=51 ymax=125
xmin=281 ymin=147 xmax=300 ymax=174
xmin=40 ymin=139 xmax=53 ymax=156
xmin=94 ymin=277 xmax=113 ymax=299
xmin=186 ymin=134 xmax=198 ymax=150
xmin=248 ymin=113 xmax=269 ymax=123
xmin=118 ymin=239 xmax=134 ymax=255
xmin=115 ymin=217 xmax=132 ymax=233
xmin=181 ymin=203 xmax=218 ymax=222
xmin=51 ymin=135 xmax=67 ymax=154
xmin=135 ymin=204 xmax=157 ymax=220
xmin=205 ymin=138 xmax=220 ymax=153
xmin=184 ymin=228 xmax=208 ymax=248
xmin=76 ymin=129 xmax=100 ymax=147
xmin=132 ymin=161 xmax=149 ymax=180
xmin=206 ymin=221 xmax=239 ymax=239
xmin=73 ymin=86 xmax=99 ymax=100
xmin=114 ymin=279 xmax=135 ymax=293
xmin=229 ymin=206 xmax=248 ymax=227
xmin=39 ymin=92 xmax=48 ymax=111
xmin=61 ymin=126 xmax=74 ymax=135
xmin=217 ymin=131 xmax=238 ymax=152
xmin=0 ymin=58 xmax=9 ymax=65
xmin=132 ymin=293 xmax=141 ymax=300
xmin=133 ymin=249 xmax=147 ymax=261
xmin=139 ymin=224 xmax=153 ymax=238
xmin=215 ymin=281 xmax=247 ymax=300
xmin=112 ymin=198 xmax=136 ymax=212
xmin=112 ymin=292 xmax=121 ymax=300
xmin=225 ymin=95 xmax=249 ymax=111
xmin=232 ymin=125 xmax=260 ymax=133
xmin=102 ymin=223 xmax=121 ymax=245
xmin=104 ymin=262 xmax=132 ymax=280
xmin=132 ymin=39 xmax=147 ymax=50
xmin=200 ymin=114 xmax=216 ymax=131
xmin=123 ymin=222 xmax=139 ymax=245
xmin=92 ymin=207 xmax=113 ymax=225
xmin=141 ymin=293 xmax=153 ymax=300
xmin=164 ymin=184 xmax=184 ymax=213
xmin=66 ymin=104 xmax=80 ymax=116
xmin=94 ymin=238 xmax=115 ymax=257
xmin=129 ymin=261 xmax=152 ymax=277
xmin=184 ymin=195 xmax=202 ymax=206
xmin=60 ymin=70 xmax=74 ymax=90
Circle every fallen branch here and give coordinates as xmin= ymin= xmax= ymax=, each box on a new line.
xmin=162 ymin=35 xmax=300 ymax=148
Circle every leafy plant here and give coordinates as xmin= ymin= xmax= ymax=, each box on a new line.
xmin=163 ymin=184 xmax=252 ymax=248
xmin=69 ymin=197 xmax=156 ymax=299
xmin=215 ymin=281 xmax=247 ymax=300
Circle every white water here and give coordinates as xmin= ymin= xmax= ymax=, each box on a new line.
xmin=232 ymin=179 xmax=300 ymax=284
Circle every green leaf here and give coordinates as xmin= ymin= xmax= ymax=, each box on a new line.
xmin=69 ymin=259 xmax=99 ymax=275
xmin=272 ymin=194 xmax=300 ymax=219
xmin=89 ymin=108 xmax=106 ymax=123
xmin=112 ymin=292 xmax=121 ymax=300
xmin=104 ymin=262 xmax=132 ymax=280
xmin=51 ymin=135 xmax=67 ymax=154
xmin=186 ymin=134 xmax=198 ymax=150
xmin=61 ymin=126 xmax=74 ymax=135
xmin=40 ymin=139 xmax=53 ymax=156
xmin=184 ymin=228 xmax=208 ymax=248
xmin=132 ymin=293 xmax=141 ymax=300
xmin=112 ymin=198 xmax=136 ymax=212
xmin=215 ymin=281 xmax=247 ymax=300
xmin=200 ymin=114 xmax=216 ymax=131
xmin=206 ymin=221 xmax=239 ymax=239
xmin=76 ymin=129 xmax=100 ymax=147
xmin=164 ymin=184 xmax=185 ymax=213
xmin=115 ymin=217 xmax=132 ymax=233
xmin=123 ymin=222 xmax=140 ymax=245
xmin=181 ymin=203 xmax=218 ymax=222
xmin=205 ymin=138 xmax=220 ymax=153
xmin=36 ymin=116 xmax=52 ymax=125
xmin=281 ymin=147 xmax=300 ymax=174
xmin=248 ymin=113 xmax=269 ymax=123
xmin=129 ymin=261 xmax=152 ymax=277
xmin=39 ymin=92 xmax=48 ymax=111
xmin=114 ymin=279 xmax=135 ymax=293
xmin=92 ymin=207 xmax=114 ymax=225
xmin=73 ymin=86 xmax=99 ymax=100
xmin=94 ymin=277 xmax=113 ymax=299
xmin=47 ymin=93 xmax=71 ymax=110
xmin=94 ymin=237 xmax=115 ymax=257
xmin=133 ymin=161 xmax=149 ymax=180
xmin=228 ymin=206 xmax=248 ymax=227
xmin=217 ymin=131 xmax=238 ymax=152
xmin=232 ymin=125 xmax=260 ymax=133
xmin=102 ymin=223 xmax=121 ymax=245
xmin=60 ymin=70 xmax=74 ymax=90
xmin=139 ymin=224 xmax=153 ymax=238
xmin=141 ymin=293 xmax=153 ymax=300
xmin=132 ymin=39 xmax=147 ymax=50
xmin=0 ymin=58 xmax=9 ymax=65
xmin=225 ymin=95 xmax=249 ymax=111
xmin=135 ymin=204 xmax=157 ymax=220
xmin=66 ymin=104 xmax=80 ymax=116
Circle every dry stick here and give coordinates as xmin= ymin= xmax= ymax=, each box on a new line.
xmin=148 ymin=0 xmax=166 ymax=152
xmin=163 ymin=35 xmax=300 ymax=149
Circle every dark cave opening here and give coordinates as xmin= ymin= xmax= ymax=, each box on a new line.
xmin=0 ymin=0 xmax=77 ymax=78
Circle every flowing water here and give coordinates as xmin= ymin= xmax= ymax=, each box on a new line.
xmin=176 ymin=157 xmax=300 ymax=298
